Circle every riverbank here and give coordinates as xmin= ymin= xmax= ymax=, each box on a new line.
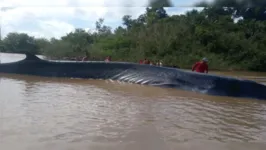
xmin=1 ymin=7 xmax=266 ymax=72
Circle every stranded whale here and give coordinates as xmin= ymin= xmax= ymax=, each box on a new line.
xmin=1 ymin=53 xmax=266 ymax=100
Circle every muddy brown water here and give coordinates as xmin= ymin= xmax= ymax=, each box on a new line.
xmin=1 ymin=53 xmax=266 ymax=150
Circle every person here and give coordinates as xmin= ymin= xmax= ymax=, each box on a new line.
xmin=160 ymin=61 xmax=163 ymax=67
xmin=82 ymin=52 xmax=89 ymax=61
xmin=82 ymin=56 xmax=89 ymax=61
xmin=139 ymin=59 xmax=143 ymax=64
xmin=192 ymin=57 xmax=208 ymax=73
xmin=105 ymin=56 xmax=111 ymax=62
xmin=157 ymin=60 xmax=163 ymax=67
xmin=143 ymin=58 xmax=150 ymax=64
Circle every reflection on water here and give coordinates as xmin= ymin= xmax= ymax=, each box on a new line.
xmin=1 ymin=53 xmax=266 ymax=150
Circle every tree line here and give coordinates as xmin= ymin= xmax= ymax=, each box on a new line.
xmin=0 ymin=0 xmax=266 ymax=71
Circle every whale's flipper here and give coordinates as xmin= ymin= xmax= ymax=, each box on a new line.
xmin=24 ymin=52 xmax=41 ymax=61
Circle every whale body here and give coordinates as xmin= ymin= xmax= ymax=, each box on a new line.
xmin=1 ymin=53 xmax=266 ymax=100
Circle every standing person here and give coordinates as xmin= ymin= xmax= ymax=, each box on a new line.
xmin=192 ymin=57 xmax=209 ymax=73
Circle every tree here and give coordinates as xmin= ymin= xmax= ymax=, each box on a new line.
xmin=148 ymin=0 xmax=173 ymax=7
xmin=61 ymin=28 xmax=93 ymax=54
xmin=42 ymin=40 xmax=75 ymax=59
xmin=2 ymin=33 xmax=39 ymax=54
xmin=122 ymin=15 xmax=133 ymax=29
xmin=95 ymin=18 xmax=112 ymax=35
xmin=2 ymin=6 xmax=266 ymax=71
xmin=195 ymin=0 xmax=266 ymax=21
xmin=35 ymin=38 xmax=51 ymax=54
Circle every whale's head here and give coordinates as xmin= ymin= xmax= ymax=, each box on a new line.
xmin=208 ymin=77 xmax=266 ymax=100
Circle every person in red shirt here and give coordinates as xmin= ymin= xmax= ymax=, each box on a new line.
xmin=139 ymin=60 xmax=143 ymax=64
xmin=192 ymin=57 xmax=209 ymax=73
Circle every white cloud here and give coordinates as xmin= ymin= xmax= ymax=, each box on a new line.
xmin=0 ymin=0 xmax=197 ymax=39
xmin=38 ymin=20 xmax=75 ymax=38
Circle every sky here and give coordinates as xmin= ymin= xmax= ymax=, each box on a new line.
xmin=0 ymin=0 xmax=210 ymax=39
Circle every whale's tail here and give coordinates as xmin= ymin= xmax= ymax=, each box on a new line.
xmin=23 ymin=53 xmax=42 ymax=61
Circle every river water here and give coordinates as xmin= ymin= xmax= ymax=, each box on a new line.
xmin=1 ymin=53 xmax=266 ymax=150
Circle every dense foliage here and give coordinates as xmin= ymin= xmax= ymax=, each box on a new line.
xmin=0 ymin=1 xmax=266 ymax=71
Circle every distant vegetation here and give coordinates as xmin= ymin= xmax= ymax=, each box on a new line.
xmin=0 ymin=0 xmax=266 ymax=71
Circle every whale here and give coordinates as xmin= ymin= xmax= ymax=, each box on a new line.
xmin=1 ymin=53 xmax=266 ymax=100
